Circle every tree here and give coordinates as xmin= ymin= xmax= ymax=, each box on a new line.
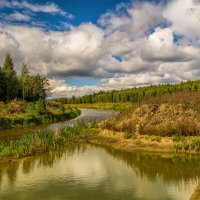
xmin=35 ymin=75 xmax=51 ymax=99
xmin=0 ymin=66 xmax=6 ymax=101
xmin=0 ymin=55 xmax=52 ymax=102
xmin=20 ymin=63 xmax=29 ymax=100
xmin=2 ymin=54 xmax=19 ymax=100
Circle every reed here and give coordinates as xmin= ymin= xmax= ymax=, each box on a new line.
xmin=0 ymin=124 xmax=88 ymax=160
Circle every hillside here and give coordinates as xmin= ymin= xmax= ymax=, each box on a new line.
xmin=101 ymin=103 xmax=200 ymax=136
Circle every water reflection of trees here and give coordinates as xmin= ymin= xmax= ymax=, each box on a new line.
xmin=0 ymin=144 xmax=199 ymax=189
xmin=0 ymin=144 xmax=87 ymax=187
xmin=105 ymin=147 xmax=200 ymax=186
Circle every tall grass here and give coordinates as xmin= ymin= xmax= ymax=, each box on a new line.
xmin=0 ymin=124 xmax=88 ymax=160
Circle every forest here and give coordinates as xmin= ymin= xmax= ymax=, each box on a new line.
xmin=57 ymin=80 xmax=200 ymax=104
xmin=0 ymin=54 xmax=50 ymax=102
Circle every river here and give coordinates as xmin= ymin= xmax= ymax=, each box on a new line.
xmin=0 ymin=109 xmax=116 ymax=141
xmin=0 ymin=109 xmax=199 ymax=200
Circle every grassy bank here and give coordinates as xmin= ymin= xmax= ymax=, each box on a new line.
xmin=88 ymin=128 xmax=200 ymax=154
xmin=2 ymin=123 xmax=200 ymax=162
xmin=0 ymin=100 xmax=81 ymax=129
xmin=0 ymin=124 xmax=88 ymax=161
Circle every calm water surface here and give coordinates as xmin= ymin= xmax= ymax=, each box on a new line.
xmin=0 ymin=144 xmax=199 ymax=200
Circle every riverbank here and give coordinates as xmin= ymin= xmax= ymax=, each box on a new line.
xmin=1 ymin=124 xmax=200 ymax=164
xmin=0 ymin=124 xmax=87 ymax=162
xmin=88 ymin=128 xmax=200 ymax=154
xmin=0 ymin=100 xmax=81 ymax=129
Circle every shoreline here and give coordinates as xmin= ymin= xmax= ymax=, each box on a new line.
xmin=88 ymin=128 xmax=200 ymax=155
xmin=1 ymin=127 xmax=200 ymax=164
xmin=0 ymin=109 xmax=81 ymax=130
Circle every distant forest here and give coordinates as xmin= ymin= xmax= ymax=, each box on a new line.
xmin=57 ymin=80 xmax=200 ymax=104
xmin=0 ymin=55 xmax=50 ymax=102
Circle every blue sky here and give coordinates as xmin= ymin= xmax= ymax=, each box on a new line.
xmin=1 ymin=0 xmax=132 ymax=29
xmin=0 ymin=0 xmax=200 ymax=97
xmin=0 ymin=0 xmax=162 ymax=27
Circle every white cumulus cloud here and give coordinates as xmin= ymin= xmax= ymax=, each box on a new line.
xmin=0 ymin=0 xmax=200 ymax=97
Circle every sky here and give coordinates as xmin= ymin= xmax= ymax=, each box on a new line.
xmin=0 ymin=0 xmax=200 ymax=98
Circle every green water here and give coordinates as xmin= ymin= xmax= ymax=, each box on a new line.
xmin=0 ymin=144 xmax=199 ymax=200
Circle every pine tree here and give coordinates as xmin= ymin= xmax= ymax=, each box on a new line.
xmin=2 ymin=54 xmax=19 ymax=100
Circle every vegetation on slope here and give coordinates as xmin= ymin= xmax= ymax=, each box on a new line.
xmin=78 ymin=91 xmax=200 ymax=154
xmin=102 ymin=103 xmax=200 ymax=136
xmin=0 ymin=99 xmax=80 ymax=129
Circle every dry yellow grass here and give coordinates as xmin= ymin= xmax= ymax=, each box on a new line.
xmin=102 ymin=103 xmax=200 ymax=136
xmin=88 ymin=128 xmax=176 ymax=154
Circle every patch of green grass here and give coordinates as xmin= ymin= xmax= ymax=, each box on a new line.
xmin=173 ymin=136 xmax=200 ymax=153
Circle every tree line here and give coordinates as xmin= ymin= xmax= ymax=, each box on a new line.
xmin=56 ymin=80 xmax=200 ymax=104
xmin=0 ymin=54 xmax=51 ymax=102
